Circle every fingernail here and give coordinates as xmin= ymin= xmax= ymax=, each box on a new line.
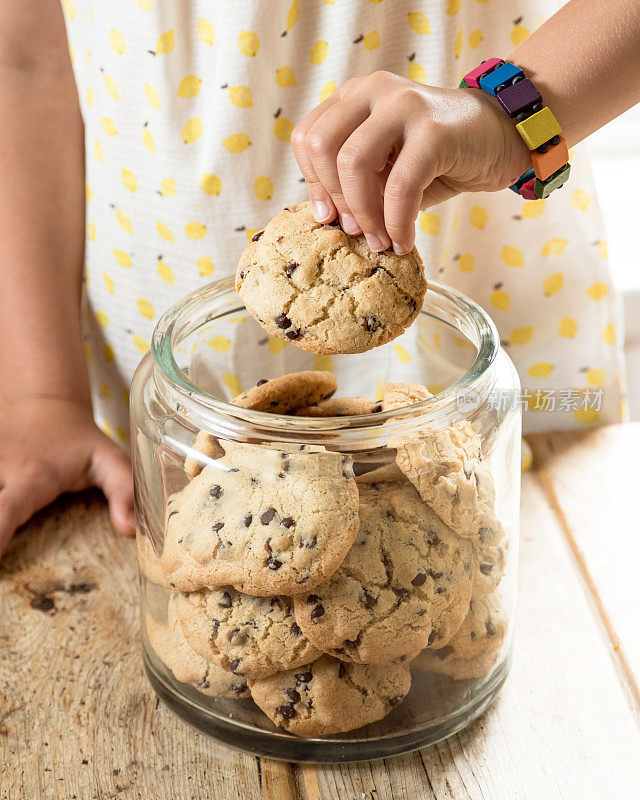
xmin=340 ymin=214 xmax=362 ymax=235
xmin=392 ymin=241 xmax=408 ymax=255
xmin=365 ymin=234 xmax=385 ymax=252
xmin=311 ymin=200 xmax=331 ymax=222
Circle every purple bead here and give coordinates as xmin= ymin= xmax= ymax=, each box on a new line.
xmin=497 ymin=79 xmax=542 ymax=118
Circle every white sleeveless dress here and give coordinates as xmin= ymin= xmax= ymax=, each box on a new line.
xmin=62 ymin=0 xmax=626 ymax=444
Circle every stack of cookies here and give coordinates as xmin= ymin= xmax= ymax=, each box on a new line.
xmin=139 ymin=375 xmax=508 ymax=737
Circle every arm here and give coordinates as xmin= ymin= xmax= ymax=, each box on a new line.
xmin=0 ymin=0 xmax=133 ymax=556
xmin=291 ymin=0 xmax=640 ymax=254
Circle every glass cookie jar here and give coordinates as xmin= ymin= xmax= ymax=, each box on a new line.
xmin=130 ymin=277 xmax=521 ymax=762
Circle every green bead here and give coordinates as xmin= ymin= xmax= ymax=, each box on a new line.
xmin=459 ymin=78 xmax=469 ymax=88
xmin=534 ymin=163 xmax=571 ymax=199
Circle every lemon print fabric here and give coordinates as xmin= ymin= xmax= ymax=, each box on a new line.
xmin=66 ymin=0 xmax=624 ymax=442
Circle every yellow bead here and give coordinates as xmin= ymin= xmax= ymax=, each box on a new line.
xmin=516 ymin=107 xmax=561 ymax=150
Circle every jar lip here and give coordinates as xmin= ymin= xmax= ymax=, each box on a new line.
xmin=150 ymin=277 xmax=500 ymax=437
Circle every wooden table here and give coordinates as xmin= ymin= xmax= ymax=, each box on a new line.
xmin=2 ymin=424 xmax=639 ymax=800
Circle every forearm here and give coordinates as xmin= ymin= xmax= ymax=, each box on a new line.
xmin=510 ymin=0 xmax=640 ymax=147
xmin=0 ymin=41 xmax=88 ymax=403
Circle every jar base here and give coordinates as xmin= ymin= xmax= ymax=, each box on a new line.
xmin=143 ymin=648 xmax=511 ymax=763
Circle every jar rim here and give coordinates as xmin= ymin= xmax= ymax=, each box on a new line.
xmin=150 ymin=277 xmax=500 ymax=441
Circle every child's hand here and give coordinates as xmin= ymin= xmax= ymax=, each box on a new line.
xmin=0 ymin=397 xmax=134 ymax=559
xmin=292 ymin=71 xmax=530 ymax=254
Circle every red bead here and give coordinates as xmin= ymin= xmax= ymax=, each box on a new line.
xmin=519 ymin=179 xmax=537 ymax=200
xmin=463 ymin=58 xmax=504 ymax=89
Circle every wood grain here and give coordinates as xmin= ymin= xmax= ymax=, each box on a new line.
xmin=2 ymin=427 xmax=640 ymax=799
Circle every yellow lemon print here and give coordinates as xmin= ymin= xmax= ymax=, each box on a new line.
xmin=185 ymin=222 xmax=207 ymax=239
xmin=87 ymin=86 xmax=94 ymax=107
xmin=587 ymin=282 xmax=608 ymax=300
xmin=586 ymin=368 xmax=605 ymax=387
xmin=99 ymin=383 xmax=111 ymax=400
xmin=109 ymin=28 xmax=125 ymax=55
xmin=198 ymin=18 xmax=214 ymax=45
xmin=408 ymin=60 xmax=426 ymax=83
xmin=178 ymin=76 xmax=202 ymax=98
xmin=161 ymin=179 xmax=176 ymax=197
xmin=223 ymin=373 xmax=243 ymax=397
xmin=115 ymin=209 xmax=132 ymax=233
xmin=86 ymin=184 xmax=92 ymax=202
xmin=501 ymin=246 xmax=523 ymax=267
xmin=103 ymin=271 xmax=114 ymax=293
xmin=93 ymin=138 xmax=102 ymax=163
xmin=95 ymin=311 xmax=109 ymax=328
xmin=408 ymin=12 xmax=430 ymax=33
xmin=323 ymin=0 xmax=335 ymax=4
xmin=602 ymin=323 xmax=616 ymax=344
xmin=310 ymin=40 xmax=328 ymax=65
xmin=157 ymin=259 xmax=174 ymax=284
xmin=458 ymin=253 xmax=474 ymax=272
xmin=511 ymin=21 xmax=530 ymax=47
xmin=314 ymin=355 xmax=333 ymax=372
xmin=209 ymin=336 xmax=231 ymax=353
xmin=142 ymin=128 xmax=155 ymax=155
xmin=454 ymin=29 xmax=463 ymax=59
xmin=555 ymin=318 xmax=577 ymax=342
xmin=133 ymin=335 xmax=150 ymax=355
xmin=87 ymin=221 xmax=96 ymax=241
xmin=268 ymin=337 xmax=288 ymax=355
xmin=156 ymin=221 xmax=174 ymax=242
xmin=155 ymin=30 xmax=175 ymax=54
xmin=274 ymin=118 xmax=294 ymax=142
xmin=200 ymin=173 xmax=222 ymax=195
xmin=145 ymin=83 xmax=160 ymax=109
xmin=491 ymin=287 xmax=511 ymax=312
xmin=394 ymin=345 xmax=411 ymax=363
xmin=543 ymin=272 xmax=564 ymax=296
xmin=104 ymin=344 xmax=115 ymax=362
xmin=137 ymin=298 xmax=155 ymax=319
xmin=228 ymin=86 xmax=253 ymax=107
xmin=319 ymin=81 xmax=337 ymax=102
xmin=572 ymin=189 xmax=591 ymax=211
xmin=374 ymin=380 xmax=384 ymax=402
xmin=286 ymin=0 xmax=299 ymax=31
xmin=446 ymin=0 xmax=460 ymax=14
xmin=528 ymin=362 xmax=554 ymax=378
xmin=138 ymin=0 xmax=154 ymax=10
xmin=62 ymin=0 xmax=76 ymax=19
xmin=113 ymin=250 xmax=132 ymax=268
xmin=572 ymin=408 xmax=600 ymax=425
xmin=509 ymin=326 xmax=533 ymax=345
xmin=541 ymin=238 xmax=567 ymax=256
xmin=104 ymin=75 xmax=118 ymax=100
xmin=122 ymin=168 xmax=137 ymax=192
xmin=521 ymin=199 xmax=545 ymax=219
xmin=597 ymin=240 xmax=608 ymax=259
xmin=470 ymin=206 xmax=488 ymax=229
xmin=238 ymin=30 xmax=260 ymax=57
xmin=363 ymin=31 xmax=380 ymax=50
xmin=468 ymin=28 xmax=483 ymax=48
xmin=222 ymin=133 xmax=251 ymax=153
xmin=101 ymin=116 xmax=117 ymax=136
xmin=181 ymin=117 xmax=203 ymax=144
xmin=197 ymin=257 xmax=214 ymax=277
xmin=276 ymin=67 xmax=296 ymax=87
xmin=255 ymin=176 xmax=274 ymax=200
xmin=419 ymin=211 xmax=440 ymax=235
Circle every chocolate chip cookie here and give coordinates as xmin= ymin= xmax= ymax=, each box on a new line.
xmin=248 ymin=654 xmax=411 ymax=736
xmin=177 ymin=587 xmax=320 ymax=679
xmin=236 ymin=202 xmax=427 ymax=355
xmin=295 ymin=396 xmax=381 ymax=417
xmin=294 ymin=482 xmax=474 ymax=664
xmin=143 ymin=441 xmax=359 ymax=596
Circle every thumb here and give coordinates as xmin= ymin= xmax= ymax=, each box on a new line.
xmin=89 ymin=438 xmax=135 ymax=537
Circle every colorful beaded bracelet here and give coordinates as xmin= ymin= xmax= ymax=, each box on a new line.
xmin=460 ymin=59 xmax=570 ymax=199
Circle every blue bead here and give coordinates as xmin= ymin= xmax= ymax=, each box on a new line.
xmin=508 ymin=169 xmax=535 ymax=193
xmin=479 ymin=63 xmax=524 ymax=96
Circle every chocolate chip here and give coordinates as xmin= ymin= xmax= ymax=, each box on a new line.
xmin=275 ymin=313 xmax=292 ymax=329
xmin=277 ymin=704 xmax=297 ymax=719
xmin=364 ymin=316 xmax=380 ymax=332
xmin=302 ymin=536 xmax=317 ymax=548
xmin=276 ymin=235 xmax=284 ymax=243
xmin=200 ymin=680 xmax=210 ymax=689
xmin=243 ymin=514 xmax=253 ymax=527
xmin=295 ymin=670 xmax=313 ymax=684
xmin=232 ymin=681 xmax=247 ymax=695
xmin=362 ymin=591 xmax=376 ymax=609
xmin=69 ymin=582 xmax=94 ymax=594
xmin=251 ymin=230 xmax=264 ymax=241
xmin=282 ymin=458 xmax=290 ymax=472
xmin=479 ymin=561 xmax=493 ymax=575
xmin=389 ymin=695 xmax=403 ymax=707
xmin=285 ymin=688 xmax=300 ymax=703
xmin=31 ymin=596 xmax=54 ymax=612
xmin=338 ymin=663 xmax=346 ymax=678
xmin=427 ymin=531 xmax=441 ymax=546
xmin=229 ymin=628 xmax=240 ymax=640
xmin=426 ymin=569 xmax=443 ymax=581
xmin=281 ymin=517 xmax=295 ymax=528
xmin=285 ymin=328 xmax=301 ymax=340
xmin=411 ymin=573 xmax=427 ymax=587
xmin=218 ymin=592 xmax=232 ymax=609
xmin=261 ymin=508 xmax=276 ymax=524
xmin=372 ymin=404 xmax=382 ymax=413
xmin=310 ymin=604 xmax=324 ymax=620
xmin=256 ymin=379 xmax=268 ymax=386
xmin=291 ymin=623 xmax=302 ymax=636
xmin=427 ymin=630 xmax=436 ymax=646
xmin=230 ymin=658 xmax=242 ymax=673
xmin=285 ymin=262 xmax=298 ymax=278
xmin=212 ymin=522 xmax=225 ymax=532
xmin=209 ymin=485 xmax=223 ymax=499
xmin=485 ymin=620 xmax=496 ymax=637
xmin=267 ymin=557 xmax=282 ymax=570
xmin=306 ymin=594 xmax=319 ymax=604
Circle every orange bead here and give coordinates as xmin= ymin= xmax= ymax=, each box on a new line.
xmin=531 ymin=135 xmax=569 ymax=180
